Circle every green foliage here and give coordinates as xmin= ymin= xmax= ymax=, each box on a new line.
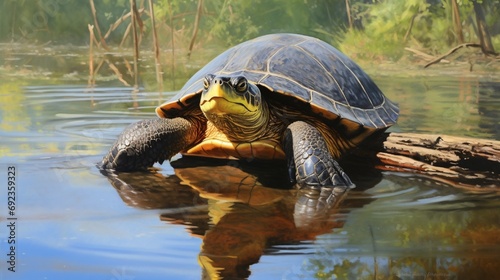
xmin=0 ymin=0 xmax=499 ymax=61
xmin=152 ymin=0 xmax=347 ymax=48
xmin=203 ymin=1 xmax=260 ymax=47
xmin=0 ymin=0 xmax=133 ymax=44
xmin=339 ymin=0 xmax=500 ymax=61
xmin=340 ymin=0 xmax=434 ymax=60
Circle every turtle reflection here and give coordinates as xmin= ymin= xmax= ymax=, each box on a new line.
xmin=101 ymin=157 xmax=360 ymax=279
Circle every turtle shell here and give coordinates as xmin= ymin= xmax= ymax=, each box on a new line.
xmin=157 ymin=33 xmax=398 ymax=130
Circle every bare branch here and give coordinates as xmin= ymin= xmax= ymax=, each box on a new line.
xmin=424 ymin=43 xmax=481 ymax=68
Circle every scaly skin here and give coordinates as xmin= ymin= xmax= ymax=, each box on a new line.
xmin=99 ymin=117 xmax=199 ymax=171
xmin=282 ymin=121 xmax=354 ymax=220
xmin=283 ymin=121 xmax=354 ymax=189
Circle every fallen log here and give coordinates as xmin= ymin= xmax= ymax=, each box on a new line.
xmin=404 ymin=47 xmax=446 ymax=62
xmin=356 ymin=132 xmax=500 ymax=190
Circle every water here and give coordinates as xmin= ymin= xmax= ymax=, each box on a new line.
xmin=1 ymin=49 xmax=500 ymax=279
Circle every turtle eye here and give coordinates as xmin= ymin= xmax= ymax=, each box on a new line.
xmin=235 ymin=78 xmax=248 ymax=93
xmin=203 ymin=74 xmax=215 ymax=90
xmin=203 ymin=77 xmax=210 ymax=90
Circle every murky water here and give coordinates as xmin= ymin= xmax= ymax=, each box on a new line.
xmin=1 ymin=49 xmax=500 ymax=279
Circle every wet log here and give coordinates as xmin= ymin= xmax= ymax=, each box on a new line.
xmin=357 ymin=132 xmax=500 ymax=190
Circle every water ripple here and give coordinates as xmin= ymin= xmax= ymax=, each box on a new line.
xmin=354 ymin=173 xmax=500 ymax=212
xmin=22 ymin=85 xmax=175 ymax=143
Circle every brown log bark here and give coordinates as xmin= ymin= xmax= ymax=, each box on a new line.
xmin=356 ymin=132 xmax=500 ymax=190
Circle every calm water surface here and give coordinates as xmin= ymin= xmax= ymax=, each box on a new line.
xmin=1 ymin=50 xmax=500 ymax=279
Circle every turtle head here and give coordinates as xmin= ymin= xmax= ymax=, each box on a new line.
xmin=200 ymin=74 xmax=262 ymax=115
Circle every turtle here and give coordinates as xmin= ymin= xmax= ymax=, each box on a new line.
xmin=99 ymin=33 xmax=399 ymax=190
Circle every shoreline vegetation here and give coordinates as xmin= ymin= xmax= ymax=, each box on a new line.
xmin=1 ymin=1 xmax=499 ymax=87
xmin=1 ymin=42 xmax=498 ymax=86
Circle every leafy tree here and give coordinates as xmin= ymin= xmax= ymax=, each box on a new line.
xmin=1 ymin=0 xmax=499 ymax=61
xmin=337 ymin=0 xmax=500 ymax=61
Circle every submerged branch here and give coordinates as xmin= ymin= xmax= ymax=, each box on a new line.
xmin=105 ymin=59 xmax=131 ymax=87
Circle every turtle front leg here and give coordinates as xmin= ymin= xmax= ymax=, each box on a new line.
xmin=283 ymin=121 xmax=354 ymax=189
xmin=99 ymin=117 xmax=199 ymax=171
xmin=283 ymin=121 xmax=355 ymax=221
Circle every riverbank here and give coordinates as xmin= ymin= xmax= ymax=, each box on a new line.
xmin=1 ymin=42 xmax=499 ymax=89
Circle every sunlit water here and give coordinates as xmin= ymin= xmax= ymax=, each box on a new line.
xmin=1 ymin=59 xmax=500 ymax=279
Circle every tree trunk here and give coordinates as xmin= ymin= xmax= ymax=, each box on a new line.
xmin=355 ymin=132 xmax=500 ymax=189
xmin=473 ymin=0 xmax=497 ymax=56
xmin=451 ymin=0 xmax=464 ymax=44
xmin=345 ymin=0 xmax=353 ymax=30
xmin=404 ymin=13 xmax=417 ymax=42
xmin=187 ymin=0 xmax=203 ymax=59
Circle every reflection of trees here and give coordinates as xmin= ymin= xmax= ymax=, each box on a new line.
xmin=0 ymin=83 xmax=28 ymax=133
xmin=375 ymin=75 xmax=499 ymax=140
xmin=302 ymin=244 xmax=500 ymax=280
xmin=477 ymin=81 xmax=500 ymax=140
xmin=295 ymin=174 xmax=500 ymax=280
